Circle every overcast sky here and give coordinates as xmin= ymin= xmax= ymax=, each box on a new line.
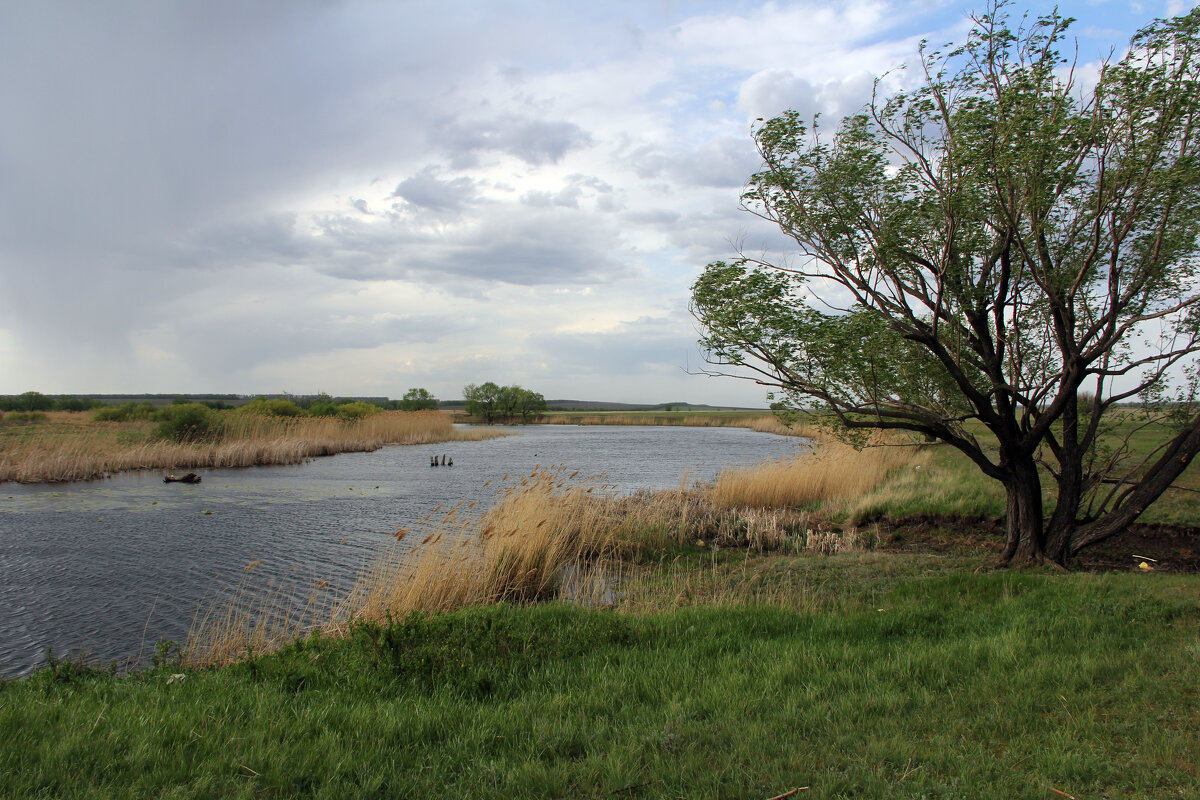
xmin=1 ymin=0 xmax=1194 ymax=406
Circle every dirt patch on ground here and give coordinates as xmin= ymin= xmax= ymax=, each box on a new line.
xmin=1072 ymin=524 xmax=1200 ymax=573
xmin=871 ymin=514 xmax=1200 ymax=573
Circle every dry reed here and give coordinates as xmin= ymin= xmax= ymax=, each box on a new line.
xmin=0 ymin=410 xmax=503 ymax=483
xmin=185 ymin=438 xmax=916 ymax=667
xmin=709 ymin=435 xmax=914 ymax=509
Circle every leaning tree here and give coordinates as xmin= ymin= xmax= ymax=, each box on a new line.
xmin=691 ymin=3 xmax=1200 ymax=566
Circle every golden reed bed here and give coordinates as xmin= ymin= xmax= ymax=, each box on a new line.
xmin=187 ymin=438 xmax=913 ymax=667
xmin=0 ymin=410 xmax=503 ymax=483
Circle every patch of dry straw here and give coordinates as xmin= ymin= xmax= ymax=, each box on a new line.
xmin=710 ymin=435 xmax=914 ymax=510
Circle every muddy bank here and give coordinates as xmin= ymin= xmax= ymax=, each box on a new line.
xmin=872 ymin=514 xmax=1200 ymax=573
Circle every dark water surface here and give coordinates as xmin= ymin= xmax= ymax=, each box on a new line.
xmin=0 ymin=425 xmax=804 ymax=677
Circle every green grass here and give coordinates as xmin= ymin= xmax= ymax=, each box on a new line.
xmin=840 ymin=427 xmax=1200 ymax=529
xmin=3 ymin=557 xmax=1197 ymax=799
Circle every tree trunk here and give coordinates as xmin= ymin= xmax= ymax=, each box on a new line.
xmin=997 ymin=456 xmax=1047 ymax=566
xmin=1045 ymin=395 xmax=1081 ymax=566
xmin=1069 ymin=413 xmax=1200 ymax=554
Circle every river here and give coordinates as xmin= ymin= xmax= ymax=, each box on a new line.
xmin=0 ymin=424 xmax=804 ymax=677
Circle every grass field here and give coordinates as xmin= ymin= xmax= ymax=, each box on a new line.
xmin=3 ymin=560 xmax=1197 ymax=799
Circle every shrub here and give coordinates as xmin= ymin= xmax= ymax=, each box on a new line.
xmin=53 ymin=397 xmax=102 ymax=412
xmin=154 ymin=404 xmax=220 ymax=443
xmin=306 ymin=401 xmax=340 ymax=417
xmin=94 ymin=402 xmax=158 ymax=422
xmin=1 ymin=392 xmax=54 ymax=412
xmin=237 ymin=397 xmax=305 ymax=417
xmin=335 ymin=401 xmax=381 ymax=420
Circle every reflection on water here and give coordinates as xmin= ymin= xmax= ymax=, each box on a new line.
xmin=0 ymin=425 xmax=803 ymax=676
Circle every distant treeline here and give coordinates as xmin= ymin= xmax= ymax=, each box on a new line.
xmin=0 ymin=390 xmax=438 ymax=413
xmin=2 ymin=390 xmax=766 ymax=416
xmin=0 ymin=392 xmax=107 ymax=412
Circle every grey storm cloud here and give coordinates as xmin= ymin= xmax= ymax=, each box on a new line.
xmin=432 ymin=115 xmax=594 ymax=167
xmin=628 ymin=137 xmax=759 ymax=188
xmin=521 ymin=174 xmax=616 ymax=209
xmin=386 ymin=208 xmax=633 ymax=286
xmin=531 ymin=313 xmax=701 ymax=378
xmin=177 ymin=309 xmax=455 ymax=375
xmin=389 ymin=168 xmax=479 ymax=213
xmin=170 ymin=203 xmax=635 ymax=289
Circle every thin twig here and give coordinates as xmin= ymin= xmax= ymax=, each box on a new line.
xmin=1050 ymin=788 xmax=1078 ymax=800
xmin=766 ymin=789 xmax=810 ymax=800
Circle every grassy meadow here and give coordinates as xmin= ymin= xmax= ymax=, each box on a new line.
xmin=3 ymin=409 xmax=1198 ymax=797
xmin=0 ymin=409 xmax=503 ymax=483
xmin=4 ymin=563 xmax=1197 ymax=798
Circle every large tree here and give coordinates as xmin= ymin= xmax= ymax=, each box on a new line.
xmin=692 ymin=4 xmax=1200 ymax=567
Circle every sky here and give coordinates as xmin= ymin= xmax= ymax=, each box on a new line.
xmin=1 ymin=0 xmax=1196 ymax=406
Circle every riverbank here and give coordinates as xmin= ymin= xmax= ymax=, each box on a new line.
xmin=4 ymin=435 xmax=1198 ymax=796
xmin=536 ymin=409 xmax=813 ymax=437
xmin=0 ymin=410 xmax=504 ymax=483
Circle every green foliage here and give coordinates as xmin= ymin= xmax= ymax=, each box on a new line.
xmin=236 ymin=397 xmax=305 ymax=417
xmin=52 ymin=397 xmax=103 ymax=412
xmin=151 ymin=640 xmax=184 ymax=671
xmin=0 ymin=392 xmax=53 ymax=412
xmin=301 ymin=394 xmax=384 ymax=418
xmin=463 ymin=382 xmax=546 ymax=423
xmin=500 ymin=385 xmax=547 ymax=423
xmin=93 ymin=401 xmax=158 ymax=422
xmin=333 ymin=401 xmax=381 ymax=420
xmin=153 ymin=403 xmax=220 ymax=443
xmin=305 ymin=396 xmax=339 ymax=417
xmin=463 ymin=381 xmax=503 ymax=423
xmin=398 ymin=387 xmax=439 ymax=411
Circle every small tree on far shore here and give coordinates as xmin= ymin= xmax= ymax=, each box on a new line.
xmin=463 ymin=382 xmax=545 ymax=423
xmin=399 ymin=388 xmax=439 ymax=411
xmin=463 ymin=382 xmax=503 ymax=424
xmin=503 ymin=385 xmax=547 ymax=423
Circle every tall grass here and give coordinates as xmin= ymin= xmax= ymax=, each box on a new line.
xmin=0 ymin=410 xmax=503 ymax=483
xmin=711 ymin=435 xmax=918 ymax=510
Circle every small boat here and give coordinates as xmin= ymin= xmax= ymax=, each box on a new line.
xmin=163 ymin=472 xmax=202 ymax=484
